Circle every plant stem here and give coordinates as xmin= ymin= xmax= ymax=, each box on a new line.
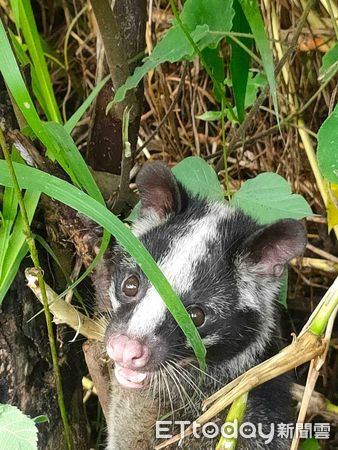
xmin=0 ymin=129 xmax=73 ymax=449
xmin=221 ymin=97 xmax=231 ymax=200
xmin=308 ymin=277 xmax=338 ymax=337
xmin=215 ymin=392 xmax=248 ymax=450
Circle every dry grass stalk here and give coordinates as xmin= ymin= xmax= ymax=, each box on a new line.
xmin=25 ymin=268 xmax=104 ymax=341
xmin=154 ymin=332 xmax=325 ymax=449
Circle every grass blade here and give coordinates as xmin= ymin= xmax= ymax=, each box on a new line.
xmin=15 ymin=0 xmax=62 ymax=123
xmin=0 ymin=161 xmax=207 ymax=369
xmin=0 ymin=244 xmax=28 ymax=304
xmin=42 ymin=122 xmax=104 ymax=202
xmin=238 ymin=0 xmax=278 ymax=117
xmin=64 ymin=75 xmax=110 ymax=134
xmin=0 ymin=19 xmax=104 ymax=203
xmin=0 ymin=186 xmax=18 ymax=278
xmin=229 ymin=0 xmax=252 ymax=123
xmin=0 ymin=190 xmax=40 ymax=302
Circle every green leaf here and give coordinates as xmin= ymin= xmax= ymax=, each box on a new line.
xmin=42 ymin=122 xmax=104 ymax=202
xmin=319 ymin=42 xmax=338 ymax=83
xmin=127 ymin=157 xmax=224 ymax=222
xmin=238 ymin=0 xmax=278 ymax=118
xmin=0 ymin=190 xmax=40 ymax=304
xmin=300 ymin=438 xmax=321 ymax=450
xmin=172 ymin=156 xmax=224 ymax=201
xmin=114 ymin=0 xmax=234 ymax=103
xmin=32 ymin=415 xmax=49 ymax=424
xmin=0 ymin=404 xmax=38 ymax=450
xmin=317 ymin=103 xmax=338 ymax=184
xmin=0 ymin=243 xmax=28 ymax=305
xmin=16 ymin=0 xmax=62 ymax=123
xmin=196 ymin=110 xmax=223 ymax=121
xmin=0 ymin=19 xmax=103 ymax=201
xmin=243 ymin=72 xmax=266 ymax=109
xmin=64 ymin=74 xmax=110 ymax=134
xmin=201 ymin=46 xmax=224 ymax=102
xmin=0 ymin=162 xmax=206 ymax=370
xmin=180 ymin=0 xmax=234 ymax=49
xmin=232 ymin=172 xmax=313 ymax=224
xmin=229 ymin=0 xmax=252 ymax=122
xmin=0 ymin=18 xmax=50 ymax=136
xmin=0 ymin=185 xmax=18 ymax=279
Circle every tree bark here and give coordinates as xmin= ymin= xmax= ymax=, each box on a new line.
xmin=87 ymin=0 xmax=147 ymax=177
xmin=0 ymin=266 xmax=89 ymax=450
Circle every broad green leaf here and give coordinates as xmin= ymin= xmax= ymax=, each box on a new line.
xmin=300 ymin=438 xmax=321 ymax=450
xmin=238 ymin=0 xmax=278 ymax=118
xmin=114 ymin=0 xmax=234 ymax=103
xmin=172 ymin=156 xmax=224 ymax=201
xmin=64 ymin=74 xmax=110 ymax=134
xmin=232 ymin=172 xmax=313 ymax=224
xmin=319 ymin=42 xmax=338 ymax=83
xmin=0 ymin=404 xmax=38 ymax=450
xmin=180 ymin=0 xmax=234 ymax=49
xmin=114 ymin=25 xmax=207 ymax=103
xmin=229 ymin=0 xmax=252 ymax=122
xmin=0 ymin=162 xmax=206 ymax=369
xmin=317 ymin=103 xmax=338 ymax=184
xmin=16 ymin=0 xmax=61 ymax=122
xmin=127 ymin=156 xmax=224 ymax=222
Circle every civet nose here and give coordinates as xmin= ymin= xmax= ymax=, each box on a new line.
xmin=106 ymin=335 xmax=150 ymax=369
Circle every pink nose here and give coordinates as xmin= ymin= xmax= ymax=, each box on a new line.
xmin=106 ymin=335 xmax=150 ymax=369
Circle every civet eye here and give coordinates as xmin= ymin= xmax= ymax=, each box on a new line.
xmin=189 ymin=306 xmax=205 ymax=327
xmin=122 ymin=275 xmax=140 ymax=297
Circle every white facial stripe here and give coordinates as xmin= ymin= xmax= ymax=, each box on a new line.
xmin=108 ymin=281 xmax=120 ymax=311
xmin=132 ymin=209 xmax=165 ymax=237
xmin=127 ymin=203 xmax=234 ymax=338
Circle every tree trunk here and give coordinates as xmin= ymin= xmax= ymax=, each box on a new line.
xmin=0 ymin=265 xmax=89 ymax=450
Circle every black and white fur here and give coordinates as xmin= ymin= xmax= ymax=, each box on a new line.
xmin=96 ymin=162 xmax=306 ymax=449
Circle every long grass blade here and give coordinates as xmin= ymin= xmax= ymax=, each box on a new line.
xmin=0 ymin=161 xmax=207 ymax=370
xmin=0 ymin=19 xmax=104 ymax=204
xmin=0 ymin=190 xmax=40 ymax=302
xmin=14 ymin=0 xmax=62 ymax=122
xmin=64 ymin=75 xmax=110 ymax=134
xmin=238 ymin=0 xmax=278 ymax=118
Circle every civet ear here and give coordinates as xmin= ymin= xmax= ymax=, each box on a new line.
xmin=242 ymin=219 xmax=307 ymax=276
xmin=136 ymin=162 xmax=183 ymax=219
